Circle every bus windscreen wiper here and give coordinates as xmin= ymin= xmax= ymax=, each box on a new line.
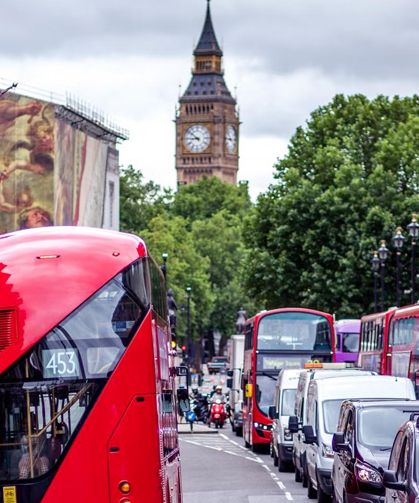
xmin=260 ymin=372 xmax=277 ymax=381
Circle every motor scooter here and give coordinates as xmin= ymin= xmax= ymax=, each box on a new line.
xmin=208 ymin=399 xmax=227 ymax=429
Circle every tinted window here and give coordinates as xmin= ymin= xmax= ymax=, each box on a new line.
xmin=281 ymin=389 xmax=297 ymax=416
xmin=358 ymin=408 xmax=414 ymax=449
xmin=342 ymin=333 xmax=360 ymax=353
xmin=323 ymin=400 xmax=344 ymax=433
xmin=257 ymin=312 xmax=331 ymax=352
xmin=149 ymin=258 xmax=168 ymax=322
xmin=256 ymin=375 xmax=276 ymax=415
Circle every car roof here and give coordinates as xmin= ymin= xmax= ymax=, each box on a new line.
xmin=345 ymin=399 xmax=419 ymax=410
xmin=312 ymin=375 xmax=413 ymax=398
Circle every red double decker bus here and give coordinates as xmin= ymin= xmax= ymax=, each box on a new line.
xmin=0 ymin=227 xmax=182 ymax=503
xmin=386 ymin=304 xmax=419 ymax=393
xmin=241 ymin=308 xmax=335 ymax=451
xmin=357 ymin=308 xmax=396 ymax=375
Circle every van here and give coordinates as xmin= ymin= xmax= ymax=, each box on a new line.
xmin=270 ymin=368 xmax=304 ymax=471
xmin=304 ymin=375 xmax=415 ymax=503
xmin=291 ymin=366 xmax=376 ymax=487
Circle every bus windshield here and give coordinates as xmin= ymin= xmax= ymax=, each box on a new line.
xmin=257 ymin=312 xmax=332 ymax=352
xmin=341 ymin=333 xmax=360 ymax=352
xmin=256 ymin=375 xmax=276 ymax=415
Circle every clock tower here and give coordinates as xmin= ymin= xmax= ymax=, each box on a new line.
xmin=175 ymin=0 xmax=240 ymax=186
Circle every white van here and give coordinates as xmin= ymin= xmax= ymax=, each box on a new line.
xmin=304 ymin=375 xmax=415 ymax=503
xmin=291 ymin=366 xmax=375 ymax=487
xmin=270 ymin=369 xmax=304 ymax=471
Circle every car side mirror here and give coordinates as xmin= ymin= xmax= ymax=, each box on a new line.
xmin=288 ymin=416 xmax=299 ymax=433
xmin=227 ymin=370 xmax=233 ymax=377
xmin=226 ymin=378 xmax=233 ymax=389
xmin=332 ymin=432 xmax=350 ymax=453
xmin=268 ymin=406 xmax=278 ymax=420
xmin=382 ymin=470 xmax=407 ymax=491
xmin=302 ymin=425 xmax=317 ymax=445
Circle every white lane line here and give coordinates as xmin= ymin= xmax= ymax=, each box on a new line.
xmin=286 ymin=492 xmax=293 ymax=500
xmin=278 ymin=481 xmax=285 ymax=490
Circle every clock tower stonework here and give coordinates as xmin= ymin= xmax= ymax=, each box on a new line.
xmin=175 ymin=1 xmax=240 ymax=186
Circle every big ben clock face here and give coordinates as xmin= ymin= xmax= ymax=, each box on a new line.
xmin=225 ymin=125 xmax=237 ymax=154
xmin=184 ymin=125 xmax=210 ymax=153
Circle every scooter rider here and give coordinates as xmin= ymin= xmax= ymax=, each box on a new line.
xmin=210 ymin=385 xmax=226 ymax=403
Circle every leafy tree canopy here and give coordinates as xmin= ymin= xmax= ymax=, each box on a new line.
xmin=246 ymin=94 xmax=419 ymax=317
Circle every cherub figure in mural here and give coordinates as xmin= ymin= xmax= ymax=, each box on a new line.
xmin=0 ymin=99 xmax=42 ymax=134
xmin=0 ymin=105 xmax=54 ymax=179
xmin=0 ymin=105 xmax=54 ymax=214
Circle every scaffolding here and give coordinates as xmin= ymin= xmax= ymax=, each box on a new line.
xmin=0 ymin=77 xmax=129 ymax=142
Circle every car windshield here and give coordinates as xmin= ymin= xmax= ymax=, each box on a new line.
xmin=358 ymin=408 xmax=415 ymax=449
xmin=281 ymin=389 xmax=297 ymax=416
xmin=256 ymin=375 xmax=276 ymax=415
xmin=342 ymin=333 xmax=360 ymax=353
xmin=257 ymin=312 xmax=331 ymax=352
xmin=323 ymin=400 xmax=344 ymax=433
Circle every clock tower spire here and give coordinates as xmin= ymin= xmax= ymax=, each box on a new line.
xmin=175 ymin=1 xmax=240 ymax=186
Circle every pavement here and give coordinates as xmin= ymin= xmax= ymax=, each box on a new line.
xmin=178 ymin=422 xmax=218 ymax=434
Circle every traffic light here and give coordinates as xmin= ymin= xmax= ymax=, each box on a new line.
xmin=181 ymin=345 xmax=187 ymax=356
xmin=170 ymin=340 xmax=177 ymax=350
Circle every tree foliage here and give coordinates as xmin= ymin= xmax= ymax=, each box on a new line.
xmin=246 ymin=94 xmax=419 ymax=317
xmin=120 ymin=173 xmax=256 ymax=349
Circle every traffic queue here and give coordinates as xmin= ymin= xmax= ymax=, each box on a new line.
xmin=221 ymin=304 xmax=419 ymax=503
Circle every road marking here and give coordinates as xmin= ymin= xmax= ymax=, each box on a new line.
xmin=182 ymin=432 xmax=295 ymax=500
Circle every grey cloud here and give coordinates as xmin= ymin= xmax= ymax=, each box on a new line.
xmin=1 ymin=0 xmax=418 ymax=80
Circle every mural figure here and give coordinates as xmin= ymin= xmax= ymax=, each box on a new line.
xmin=19 ymin=207 xmax=53 ymax=229
xmin=0 ymin=97 xmax=55 ymax=231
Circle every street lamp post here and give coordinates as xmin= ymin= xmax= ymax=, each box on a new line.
xmin=186 ymin=287 xmax=192 ymax=361
xmin=378 ymin=240 xmax=389 ymax=311
xmin=371 ymin=251 xmax=380 ymax=312
xmin=392 ymin=227 xmax=405 ymax=307
xmin=407 ymin=213 xmax=419 ymax=304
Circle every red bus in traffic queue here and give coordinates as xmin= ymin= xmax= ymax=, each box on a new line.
xmin=357 ymin=308 xmax=397 ymax=375
xmin=241 ymin=308 xmax=336 ymax=451
xmin=0 ymin=227 xmax=182 ymax=503
xmin=386 ymin=303 xmax=419 ymax=395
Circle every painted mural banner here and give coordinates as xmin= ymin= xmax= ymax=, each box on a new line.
xmin=0 ymin=95 xmax=55 ymax=233
xmin=0 ymin=93 xmax=117 ymax=234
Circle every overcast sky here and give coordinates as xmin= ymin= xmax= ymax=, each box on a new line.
xmin=0 ymin=0 xmax=418 ymax=198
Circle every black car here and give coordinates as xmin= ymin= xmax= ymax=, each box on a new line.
xmin=332 ymin=400 xmax=419 ymax=503
xmin=382 ymin=415 xmax=419 ymax=503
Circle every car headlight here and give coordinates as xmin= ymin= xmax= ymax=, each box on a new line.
xmin=321 ymin=443 xmax=334 ymax=458
xmin=284 ymin=428 xmax=293 ymax=441
xmin=253 ymin=422 xmax=272 ymax=431
xmin=355 ymin=461 xmax=382 ymax=485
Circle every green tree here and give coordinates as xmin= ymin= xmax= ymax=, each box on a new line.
xmin=119 ymin=165 xmax=172 ymax=233
xmin=246 ymin=94 xmax=419 ymax=317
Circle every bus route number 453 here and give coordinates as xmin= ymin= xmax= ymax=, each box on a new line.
xmin=42 ymin=349 xmax=79 ymax=378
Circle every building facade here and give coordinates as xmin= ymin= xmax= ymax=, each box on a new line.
xmin=175 ymin=1 xmax=240 ymax=186
xmin=0 ymin=87 xmax=128 ymax=234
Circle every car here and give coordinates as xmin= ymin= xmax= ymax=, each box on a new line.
xmin=382 ymin=415 xmax=419 ymax=503
xmin=332 ymin=400 xmax=419 ymax=503
xmin=207 ymin=356 xmax=229 ymax=374
xmin=289 ymin=365 xmax=376 ymax=488
xmin=232 ymin=402 xmax=244 ymax=437
xmin=270 ymin=368 xmax=302 ymax=471
xmin=303 ymin=375 xmax=415 ymax=503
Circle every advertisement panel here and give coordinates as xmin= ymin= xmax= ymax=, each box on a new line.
xmin=0 ymin=95 xmax=55 ymax=233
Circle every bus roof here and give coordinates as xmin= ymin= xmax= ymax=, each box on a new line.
xmin=246 ymin=307 xmax=334 ymax=325
xmin=335 ymin=319 xmax=360 ymax=331
xmin=0 ymin=227 xmax=148 ymax=374
xmin=360 ymin=307 xmax=397 ymax=323
xmin=393 ymin=302 xmax=419 ymax=320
